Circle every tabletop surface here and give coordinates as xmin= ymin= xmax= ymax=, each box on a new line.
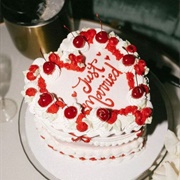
xmin=0 ymin=20 xmax=179 ymax=180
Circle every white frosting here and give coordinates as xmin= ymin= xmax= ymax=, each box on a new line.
xmin=40 ymin=64 xmax=61 ymax=82
xmin=22 ymin=27 xmax=153 ymax=160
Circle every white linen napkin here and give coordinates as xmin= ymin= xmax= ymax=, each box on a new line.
xmin=152 ymin=124 xmax=180 ymax=179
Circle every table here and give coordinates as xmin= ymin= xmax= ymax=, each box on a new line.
xmin=0 ymin=20 xmax=179 ymax=180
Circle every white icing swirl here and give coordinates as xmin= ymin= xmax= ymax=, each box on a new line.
xmin=127 ymin=90 xmax=148 ymax=108
xmin=21 ymin=81 xmax=38 ymax=103
xmin=118 ymin=59 xmax=135 ymax=73
xmin=32 ymin=57 xmax=45 ymax=66
xmin=86 ymin=108 xmax=121 ymax=137
xmin=51 ymin=103 xmax=82 ymax=131
xmin=39 ymin=64 xmax=61 ymax=82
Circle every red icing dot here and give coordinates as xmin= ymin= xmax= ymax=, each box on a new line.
xmin=80 ymin=29 xmax=96 ymax=44
xmin=124 ymin=106 xmax=137 ymax=115
xmin=141 ymin=84 xmax=149 ymax=94
xmin=126 ymin=72 xmax=134 ymax=89
xmin=96 ymin=52 xmax=101 ymax=56
xmin=68 ymin=53 xmax=76 ymax=61
xmin=126 ymin=72 xmax=134 ymax=79
xmin=69 ymin=155 xmax=74 ymax=158
xmin=71 ymin=91 xmax=77 ymax=97
xmin=67 ymin=53 xmax=85 ymax=72
xmin=40 ymin=135 xmax=45 ymax=139
xmin=139 ymin=59 xmax=146 ymax=67
xmin=106 ymin=42 xmax=123 ymax=60
xmin=25 ymin=87 xmax=37 ymax=96
xmin=76 ymin=122 xmax=88 ymax=132
xmin=38 ymin=77 xmax=47 ymax=93
xmin=48 ymin=144 xmax=54 ymax=149
xmin=29 ymin=64 xmax=39 ymax=72
xmin=105 ymin=55 xmax=110 ymax=60
xmin=87 ymin=29 xmax=96 ymax=37
xmin=108 ymin=37 xmax=119 ymax=46
xmin=48 ymin=53 xmax=61 ymax=68
xmin=141 ymin=107 xmax=152 ymax=118
xmin=119 ymin=106 xmax=139 ymax=116
xmin=47 ymin=103 xmax=59 ymax=113
xmin=107 ymin=110 xmax=118 ymax=124
xmin=76 ymin=113 xmax=85 ymax=124
xmin=89 ymin=157 xmax=97 ymax=161
xmin=134 ymin=60 xmax=146 ymax=75
xmin=119 ymin=108 xmax=126 ymax=115
xmin=79 ymin=157 xmax=86 ymax=161
xmin=110 ymin=156 xmax=115 ymax=159
xmin=76 ymin=54 xmax=85 ymax=63
xmin=134 ymin=110 xmax=144 ymax=125
xmin=56 ymin=100 xmax=66 ymax=108
xmin=26 ymin=71 xmax=36 ymax=81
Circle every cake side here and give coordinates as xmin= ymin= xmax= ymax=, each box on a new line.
xmin=35 ymin=114 xmax=146 ymax=161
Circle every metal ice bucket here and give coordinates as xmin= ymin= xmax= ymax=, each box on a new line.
xmin=2 ymin=0 xmax=72 ymax=59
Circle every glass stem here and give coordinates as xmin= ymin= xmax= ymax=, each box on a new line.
xmin=1 ymin=96 xmax=10 ymax=121
xmin=1 ymin=96 xmax=5 ymax=109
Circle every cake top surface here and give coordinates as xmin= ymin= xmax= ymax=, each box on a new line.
xmin=22 ymin=27 xmax=153 ymax=139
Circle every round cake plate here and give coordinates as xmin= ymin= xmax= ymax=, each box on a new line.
xmin=18 ymin=72 xmax=173 ymax=180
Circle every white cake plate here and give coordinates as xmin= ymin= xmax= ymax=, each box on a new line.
xmin=18 ymin=71 xmax=173 ymax=180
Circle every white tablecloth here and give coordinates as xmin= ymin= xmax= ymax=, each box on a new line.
xmin=0 ymin=20 xmax=179 ymax=180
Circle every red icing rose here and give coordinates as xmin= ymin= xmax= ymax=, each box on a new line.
xmin=58 ymin=53 xmax=85 ymax=72
xmin=134 ymin=107 xmax=152 ymax=125
xmin=76 ymin=113 xmax=85 ymax=124
xmin=29 ymin=64 xmax=39 ymax=72
xmin=76 ymin=122 xmax=88 ymax=132
xmin=26 ymin=71 xmax=37 ymax=81
xmin=108 ymin=37 xmax=119 ymax=46
xmin=56 ymin=100 xmax=66 ymax=108
xmin=47 ymin=103 xmax=59 ymax=113
xmin=49 ymin=52 xmax=60 ymax=64
xmin=126 ymin=72 xmax=135 ymax=89
xmin=106 ymin=38 xmax=123 ymax=60
xmin=134 ymin=59 xmax=146 ymax=75
xmin=25 ymin=87 xmax=37 ymax=96
xmin=119 ymin=106 xmax=138 ymax=115
xmin=141 ymin=107 xmax=152 ymax=118
xmin=134 ymin=110 xmax=144 ymax=125
xmin=38 ymin=76 xmax=47 ymax=93
xmin=107 ymin=110 xmax=118 ymax=124
xmin=80 ymin=29 xmax=96 ymax=44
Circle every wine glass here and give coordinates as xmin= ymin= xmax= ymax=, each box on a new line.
xmin=0 ymin=54 xmax=17 ymax=123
